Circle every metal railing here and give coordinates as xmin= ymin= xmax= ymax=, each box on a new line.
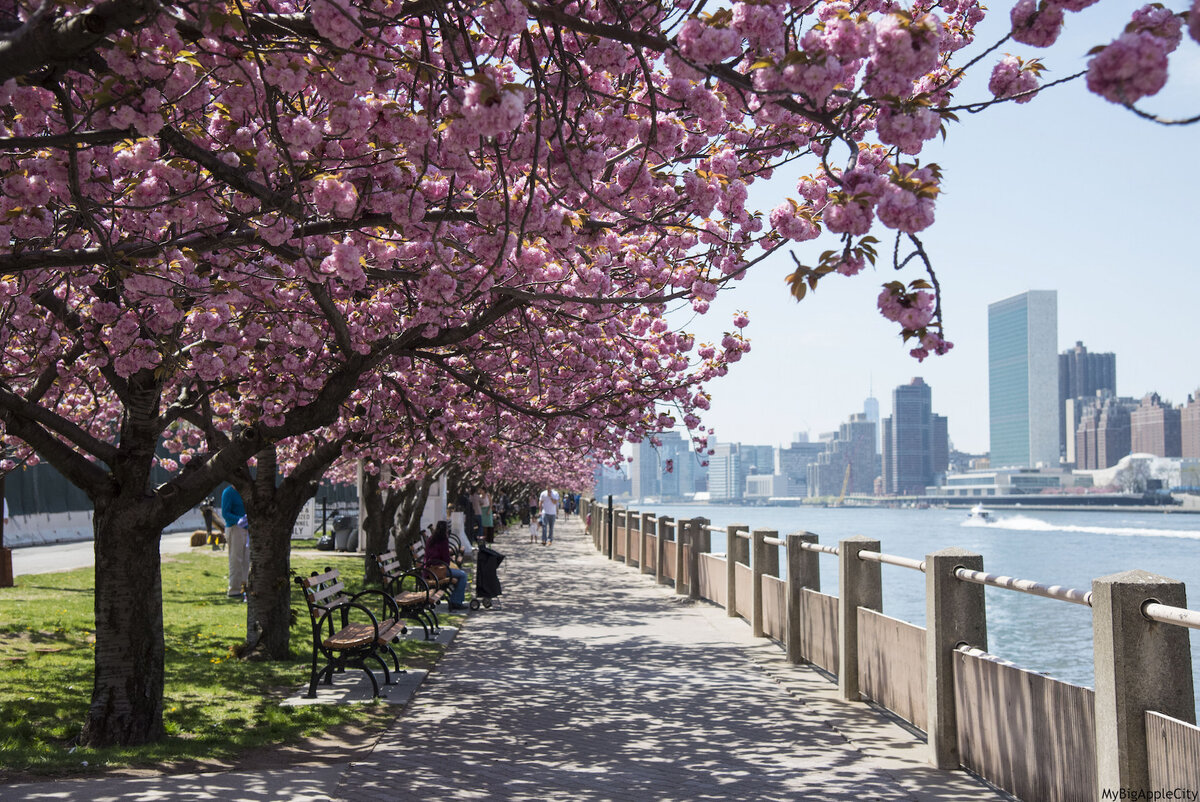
xmin=954 ymin=567 xmax=1093 ymax=607
xmin=858 ymin=550 xmax=926 ymax=573
xmin=1143 ymin=601 xmax=1200 ymax=630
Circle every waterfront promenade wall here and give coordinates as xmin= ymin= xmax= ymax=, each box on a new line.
xmin=581 ymin=498 xmax=1200 ymax=802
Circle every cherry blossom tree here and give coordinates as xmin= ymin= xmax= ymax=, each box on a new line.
xmin=2 ymin=0 xmax=1195 ymax=748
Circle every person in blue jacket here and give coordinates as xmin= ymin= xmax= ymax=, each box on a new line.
xmin=221 ymin=484 xmax=249 ymax=598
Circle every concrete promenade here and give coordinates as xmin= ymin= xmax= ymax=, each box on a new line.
xmin=337 ymin=517 xmax=1004 ymax=801
xmin=5 ymin=517 xmax=1008 ymax=801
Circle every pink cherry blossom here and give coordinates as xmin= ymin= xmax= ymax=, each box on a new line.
xmin=1009 ymin=0 xmax=1064 ymax=47
xmin=988 ymin=55 xmax=1041 ymax=103
xmin=1086 ymin=31 xmax=1171 ymax=104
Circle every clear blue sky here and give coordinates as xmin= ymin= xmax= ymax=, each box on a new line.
xmin=668 ymin=1 xmax=1200 ymax=457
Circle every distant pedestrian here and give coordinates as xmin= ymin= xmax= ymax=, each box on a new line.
xmin=538 ymin=488 xmax=560 ymax=545
xmin=221 ymin=484 xmax=249 ymax=599
xmin=201 ymin=497 xmax=218 ymax=550
xmin=480 ymin=491 xmax=495 ymax=543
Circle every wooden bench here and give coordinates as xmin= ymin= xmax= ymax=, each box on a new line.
xmin=375 ymin=551 xmax=448 ymax=640
xmin=295 ymin=567 xmax=408 ymax=698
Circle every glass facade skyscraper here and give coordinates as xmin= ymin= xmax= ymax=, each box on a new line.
xmin=988 ymin=290 xmax=1059 ymax=469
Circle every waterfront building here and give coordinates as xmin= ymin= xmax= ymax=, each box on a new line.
xmin=1183 ymin=390 xmax=1200 ymax=459
xmin=881 ymin=378 xmax=949 ymax=495
xmin=930 ymin=468 xmax=1065 ymax=497
xmin=1075 ymin=393 xmax=1137 ymax=470
xmin=744 ymin=473 xmax=785 ymax=502
xmin=809 ymin=413 xmax=876 ymax=497
xmin=988 ymin=290 xmax=1059 ymax=468
xmin=708 ymin=443 xmax=744 ymax=502
xmin=1059 ymin=341 xmax=1116 ymax=462
xmin=1130 ymin=393 xmax=1182 ymax=458
xmin=775 ymin=439 xmax=827 ymax=498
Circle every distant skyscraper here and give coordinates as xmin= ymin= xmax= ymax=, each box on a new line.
xmin=1182 ymin=390 xmax=1200 ymax=459
xmin=809 ymin=413 xmax=876 ymax=497
xmin=988 ymin=290 xmax=1059 ymax=468
xmin=776 ymin=441 xmax=826 ymax=497
xmin=632 ymin=431 xmax=700 ymax=500
xmin=708 ymin=443 xmax=744 ymax=501
xmin=881 ymin=378 xmax=948 ymax=495
xmin=630 ymin=439 xmax=659 ymax=501
xmin=1059 ymin=341 xmax=1116 ymax=459
xmin=863 ymin=393 xmax=881 ymax=455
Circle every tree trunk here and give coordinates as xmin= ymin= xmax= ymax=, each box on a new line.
xmin=244 ymin=509 xmax=297 ymax=659
xmin=242 ymin=446 xmax=325 ymax=660
xmin=389 ymin=478 xmax=433 ymax=571
xmin=80 ymin=498 xmax=166 ymax=746
xmin=361 ymin=465 xmax=407 ymax=586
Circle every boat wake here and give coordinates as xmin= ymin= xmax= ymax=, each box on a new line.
xmin=962 ymin=514 xmax=1200 ymax=540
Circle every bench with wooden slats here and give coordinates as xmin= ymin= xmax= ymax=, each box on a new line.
xmin=295 ymin=566 xmax=408 ymax=699
xmin=375 ymin=550 xmax=449 ymax=640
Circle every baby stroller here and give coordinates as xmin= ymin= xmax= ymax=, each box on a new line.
xmin=470 ymin=544 xmax=505 ymax=610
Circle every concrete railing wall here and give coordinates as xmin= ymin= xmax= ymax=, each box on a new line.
xmin=580 ymin=498 xmax=1200 ymax=802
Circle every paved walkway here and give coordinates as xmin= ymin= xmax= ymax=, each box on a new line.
xmin=5 ymin=518 xmax=1009 ymax=801
xmin=339 ymin=518 xmax=1004 ymax=801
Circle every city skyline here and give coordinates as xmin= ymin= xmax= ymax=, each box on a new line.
xmin=656 ymin=1 xmax=1198 ymax=459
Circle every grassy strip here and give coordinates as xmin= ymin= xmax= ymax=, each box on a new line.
xmin=0 ymin=543 xmax=459 ymax=780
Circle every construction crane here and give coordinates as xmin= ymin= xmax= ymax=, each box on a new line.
xmin=834 ymin=463 xmax=851 ymax=506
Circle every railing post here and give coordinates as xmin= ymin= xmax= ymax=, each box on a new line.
xmin=925 ymin=548 xmax=987 ymax=770
xmin=674 ymin=518 xmax=686 ymax=594
xmin=639 ymin=512 xmax=652 ymax=575
xmin=725 ymin=524 xmax=747 ymax=618
xmin=655 ymin=515 xmax=672 ymax=586
xmin=751 ymin=529 xmax=778 ymax=638
xmin=623 ymin=507 xmax=635 ymax=567
xmin=1093 ymin=570 xmax=1196 ymax=797
xmin=785 ymin=532 xmax=820 ymax=664
xmin=838 ymin=536 xmax=881 ymax=703
xmin=688 ymin=517 xmax=708 ymax=601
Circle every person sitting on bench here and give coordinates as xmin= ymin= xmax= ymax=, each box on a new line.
xmin=426 ymin=520 xmax=468 ymax=611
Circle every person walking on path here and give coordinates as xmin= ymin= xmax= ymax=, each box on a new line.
xmin=221 ymin=484 xmax=249 ymax=598
xmin=538 ymin=487 xmax=559 ymax=545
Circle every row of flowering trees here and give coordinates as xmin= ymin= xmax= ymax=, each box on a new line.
xmin=1 ymin=0 xmax=1194 ymax=747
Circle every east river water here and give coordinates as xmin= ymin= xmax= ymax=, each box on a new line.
xmin=631 ymin=502 xmax=1200 ymax=705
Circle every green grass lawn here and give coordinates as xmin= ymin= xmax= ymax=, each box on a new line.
xmin=0 ymin=544 xmax=458 ymax=780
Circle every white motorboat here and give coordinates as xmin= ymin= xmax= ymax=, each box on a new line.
xmin=967 ymin=504 xmax=994 ymax=523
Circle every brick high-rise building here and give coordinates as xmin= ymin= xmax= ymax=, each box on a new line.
xmin=1131 ymin=393 xmax=1182 ymax=457
xmin=1059 ymin=341 xmax=1116 ymax=461
xmin=1075 ymin=394 xmax=1134 ymax=470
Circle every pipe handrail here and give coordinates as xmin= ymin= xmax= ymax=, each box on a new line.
xmin=705 ymin=523 xmax=747 ymax=533
xmin=858 ymin=550 xmax=926 ymax=573
xmin=734 ymin=530 xmax=751 ymax=541
xmin=763 ymin=536 xmax=784 ymax=547
xmin=954 ymin=567 xmax=1092 ymax=607
xmin=1143 ymin=601 xmax=1200 ymax=630
xmin=801 ymin=542 xmax=839 ymax=556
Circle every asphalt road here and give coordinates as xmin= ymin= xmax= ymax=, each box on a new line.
xmin=9 ymin=531 xmax=198 ymax=577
